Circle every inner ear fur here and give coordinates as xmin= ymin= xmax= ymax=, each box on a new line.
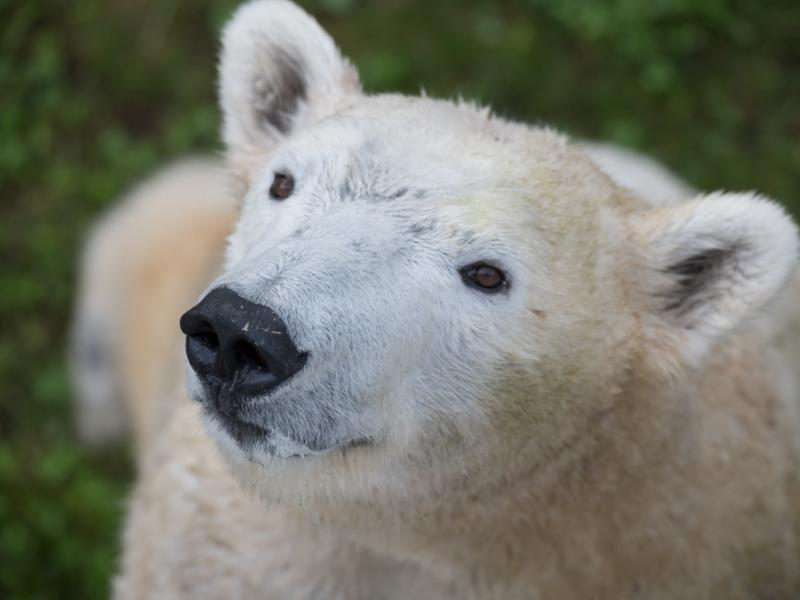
xmin=219 ymin=0 xmax=361 ymax=177
xmin=629 ymin=192 xmax=799 ymax=368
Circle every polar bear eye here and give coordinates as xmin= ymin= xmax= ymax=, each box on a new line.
xmin=460 ymin=263 xmax=507 ymax=292
xmin=269 ymin=173 xmax=294 ymax=200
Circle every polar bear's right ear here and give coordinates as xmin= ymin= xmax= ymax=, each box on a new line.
xmin=219 ymin=1 xmax=361 ymax=176
xmin=628 ymin=192 xmax=799 ymax=371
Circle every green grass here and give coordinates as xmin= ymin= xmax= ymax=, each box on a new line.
xmin=1 ymin=0 xmax=798 ymax=597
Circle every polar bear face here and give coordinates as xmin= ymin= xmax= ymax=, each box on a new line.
xmin=182 ymin=1 xmax=798 ymax=510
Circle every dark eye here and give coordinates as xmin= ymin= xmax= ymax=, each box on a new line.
xmin=269 ymin=173 xmax=294 ymax=200
xmin=460 ymin=263 xmax=508 ymax=293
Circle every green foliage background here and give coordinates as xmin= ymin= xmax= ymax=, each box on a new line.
xmin=1 ymin=0 xmax=798 ymax=597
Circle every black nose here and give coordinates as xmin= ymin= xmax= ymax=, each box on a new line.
xmin=179 ymin=287 xmax=308 ymax=397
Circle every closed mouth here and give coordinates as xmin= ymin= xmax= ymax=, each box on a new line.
xmin=207 ymin=406 xmax=272 ymax=445
xmin=202 ymin=404 xmax=373 ymax=458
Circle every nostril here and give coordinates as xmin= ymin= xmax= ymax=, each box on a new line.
xmin=195 ymin=329 xmax=219 ymax=352
xmin=232 ymin=339 xmax=271 ymax=373
xmin=186 ymin=333 xmax=218 ymax=378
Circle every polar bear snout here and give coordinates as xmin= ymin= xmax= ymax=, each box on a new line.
xmin=180 ymin=286 xmax=308 ymax=402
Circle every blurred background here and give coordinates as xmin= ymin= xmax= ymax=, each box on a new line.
xmin=1 ymin=0 xmax=798 ymax=597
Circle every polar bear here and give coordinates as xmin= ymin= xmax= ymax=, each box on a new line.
xmin=71 ymin=1 xmax=800 ymax=597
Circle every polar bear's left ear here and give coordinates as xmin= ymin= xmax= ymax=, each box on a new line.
xmin=629 ymin=192 xmax=799 ymax=368
xmin=219 ymin=1 xmax=361 ymax=174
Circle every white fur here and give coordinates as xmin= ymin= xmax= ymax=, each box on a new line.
xmin=205 ymin=3 xmax=800 ymax=595
xmin=206 ymin=3 xmax=800 ymax=506
xmin=220 ymin=0 xmax=360 ymax=176
xmin=582 ymin=141 xmax=695 ymax=204
xmin=630 ymin=192 xmax=799 ymax=368
xmin=73 ymin=1 xmax=800 ymax=597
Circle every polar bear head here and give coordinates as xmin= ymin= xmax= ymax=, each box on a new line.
xmin=181 ymin=0 xmax=798 ymax=514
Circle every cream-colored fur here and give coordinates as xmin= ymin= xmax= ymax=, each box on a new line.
xmin=71 ymin=159 xmax=238 ymax=451
xmin=78 ymin=161 xmax=800 ymax=600
xmin=71 ymin=1 xmax=800 ymax=597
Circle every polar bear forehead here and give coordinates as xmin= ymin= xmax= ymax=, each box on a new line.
xmin=276 ymin=93 xmax=625 ymax=223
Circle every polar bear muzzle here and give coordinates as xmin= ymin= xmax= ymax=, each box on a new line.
xmin=180 ymin=286 xmax=308 ymax=436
